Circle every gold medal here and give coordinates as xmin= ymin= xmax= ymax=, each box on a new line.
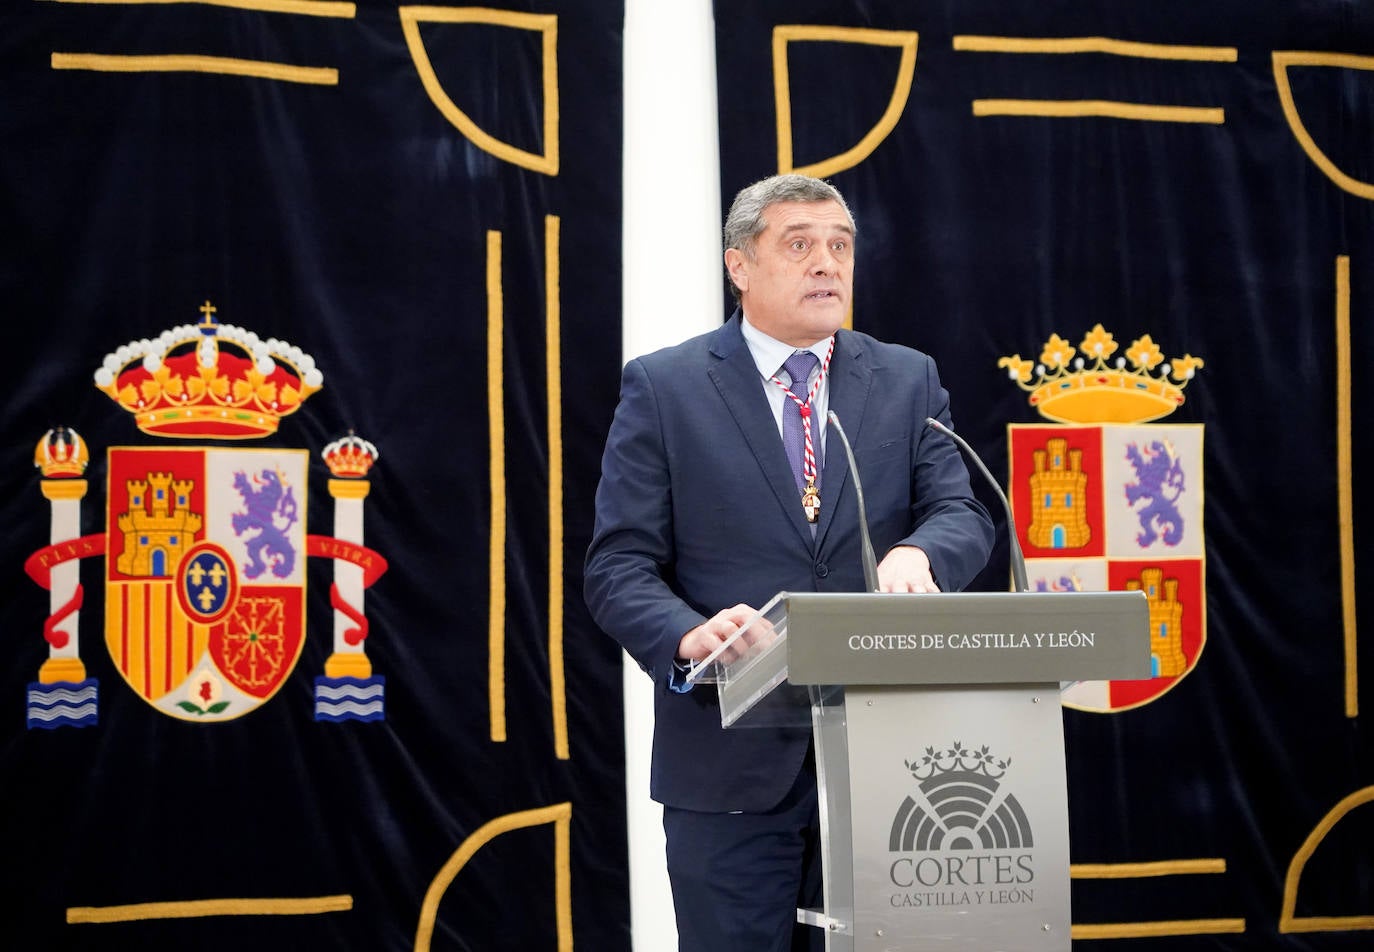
xmin=801 ymin=483 xmax=821 ymax=523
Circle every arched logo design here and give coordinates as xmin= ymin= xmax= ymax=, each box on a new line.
xmin=890 ymin=743 xmax=1033 ymax=852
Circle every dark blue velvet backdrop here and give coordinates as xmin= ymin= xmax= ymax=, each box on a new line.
xmin=717 ymin=1 xmax=1374 ymax=949
xmin=1 ymin=2 xmax=627 ymax=949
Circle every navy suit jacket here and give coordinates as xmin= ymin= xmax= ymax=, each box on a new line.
xmin=584 ymin=313 xmax=994 ymax=813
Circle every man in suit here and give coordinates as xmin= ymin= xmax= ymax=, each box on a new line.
xmin=584 ymin=174 xmax=994 ymax=951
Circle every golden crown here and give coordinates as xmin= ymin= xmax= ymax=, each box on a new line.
xmin=999 ymin=324 xmax=1203 ymax=424
xmin=93 ymin=301 xmax=323 ymax=439
xmin=34 ymin=426 xmax=89 ymax=477
xmin=323 ymin=433 xmax=379 ymax=478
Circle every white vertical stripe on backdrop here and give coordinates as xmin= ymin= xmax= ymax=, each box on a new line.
xmin=622 ymin=1 xmax=721 ymax=949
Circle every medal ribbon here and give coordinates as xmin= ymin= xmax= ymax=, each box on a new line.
xmin=769 ymin=338 xmax=835 ymax=494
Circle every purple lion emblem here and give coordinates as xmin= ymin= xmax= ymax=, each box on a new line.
xmin=231 ymin=468 xmax=299 ymax=579
xmin=1123 ymin=441 xmax=1185 ymax=547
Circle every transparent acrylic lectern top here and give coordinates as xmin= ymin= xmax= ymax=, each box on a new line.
xmin=684 ymin=592 xmax=838 ymax=728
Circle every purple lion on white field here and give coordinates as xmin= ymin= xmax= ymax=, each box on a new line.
xmin=1124 ymin=440 xmax=1185 ymax=547
xmin=231 ymin=468 xmax=299 ymax=579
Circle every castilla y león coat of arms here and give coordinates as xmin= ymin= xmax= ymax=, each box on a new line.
xmin=26 ymin=302 xmax=388 ymax=728
xmin=1000 ymin=325 xmax=1205 ymax=713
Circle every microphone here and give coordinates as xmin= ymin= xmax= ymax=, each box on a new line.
xmin=826 ymin=411 xmax=879 ymax=592
xmin=924 ymin=417 xmax=1030 ymax=593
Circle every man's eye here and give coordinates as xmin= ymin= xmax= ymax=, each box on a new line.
xmin=832 ymin=240 xmax=848 ymax=253
xmin=791 ymin=239 xmax=808 ymax=251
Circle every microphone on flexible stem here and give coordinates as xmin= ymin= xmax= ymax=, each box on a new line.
xmin=924 ymin=417 xmax=1030 ymax=593
xmin=826 ymin=411 xmax=880 ymax=592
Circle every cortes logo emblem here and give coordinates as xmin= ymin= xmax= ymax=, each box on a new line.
xmin=887 ymin=742 xmax=1038 ymax=910
xmin=24 ymin=302 xmax=389 ymax=728
xmin=890 ymin=742 xmax=1033 ymax=853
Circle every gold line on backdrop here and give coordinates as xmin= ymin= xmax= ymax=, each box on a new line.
xmin=43 ymin=0 xmax=355 ymax=15
xmin=971 ymin=100 xmax=1224 ymax=123
xmin=1070 ymin=859 xmax=1244 ymax=937
xmin=487 ymin=230 xmax=508 ymax=743
xmin=952 ymin=35 xmax=1236 ymax=61
xmin=546 ymin=214 xmax=570 ymax=760
xmin=486 ymin=218 xmax=570 ymax=755
xmin=68 ymin=895 xmax=354 ymax=924
xmin=955 ymin=36 xmax=1235 ymax=125
xmin=1071 ymin=858 xmax=1227 ymax=879
xmin=1072 ymin=919 xmax=1247 ymax=939
xmin=1335 ymin=255 xmax=1357 ymax=718
xmin=51 ymin=53 xmax=339 ymax=85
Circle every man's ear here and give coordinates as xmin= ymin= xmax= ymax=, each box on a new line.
xmin=724 ymin=248 xmax=749 ymax=295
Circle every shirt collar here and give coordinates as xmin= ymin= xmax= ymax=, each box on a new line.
xmin=739 ymin=315 xmax=834 ymax=382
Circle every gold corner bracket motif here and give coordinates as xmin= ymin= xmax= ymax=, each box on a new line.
xmin=414 ymin=803 xmax=573 ymax=951
xmin=399 ymin=7 xmax=559 ymax=176
xmin=773 ymin=25 xmax=918 ymax=178
xmin=1281 ymin=786 xmax=1374 ymax=933
xmin=1273 ymin=52 xmax=1374 ymax=200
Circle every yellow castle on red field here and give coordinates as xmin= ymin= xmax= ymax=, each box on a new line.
xmin=115 ymin=472 xmax=203 ymax=577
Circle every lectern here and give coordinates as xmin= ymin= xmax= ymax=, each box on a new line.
xmin=687 ymin=589 xmax=1150 ymax=952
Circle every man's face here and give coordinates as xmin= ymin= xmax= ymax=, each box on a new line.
xmin=725 ymin=199 xmax=854 ymax=347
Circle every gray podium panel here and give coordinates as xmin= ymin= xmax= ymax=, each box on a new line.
xmin=811 ymin=684 xmax=1071 ymax=951
xmin=786 ymin=591 xmax=1150 ymax=686
xmin=689 ymin=590 xmax=1149 ymax=728
xmin=692 ymin=589 xmax=1149 ymax=951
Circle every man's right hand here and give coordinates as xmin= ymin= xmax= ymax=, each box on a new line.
xmin=676 ymin=604 xmax=757 ymax=663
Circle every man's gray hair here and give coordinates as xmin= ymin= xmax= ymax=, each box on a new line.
xmin=723 ymin=174 xmax=856 ymax=301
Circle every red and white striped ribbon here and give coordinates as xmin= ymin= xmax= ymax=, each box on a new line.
xmin=769 ymin=338 xmax=835 ymax=490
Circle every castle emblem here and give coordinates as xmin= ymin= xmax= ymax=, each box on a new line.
xmin=25 ymin=302 xmax=388 ymax=728
xmin=1000 ymin=325 xmax=1205 ymax=713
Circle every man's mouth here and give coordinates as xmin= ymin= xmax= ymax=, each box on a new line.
xmin=805 ymin=289 xmax=838 ymax=301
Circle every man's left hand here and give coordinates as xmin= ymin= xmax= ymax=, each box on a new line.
xmin=876 ymin=545 xmax=940 ymax=593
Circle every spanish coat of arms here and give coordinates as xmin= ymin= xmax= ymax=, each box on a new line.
xmin=26 ymin=303 xmax=387 ymax=728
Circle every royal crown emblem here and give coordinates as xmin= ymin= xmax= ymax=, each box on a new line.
xmin=323 ymin=433 xmax=380 ymax=479
xmin=93 ymin=301 xmax=323 ymax=439
xmin=998 ymin=324 xmax=1204 ymax=425
xmin=1001 ymin=325 xmax=1205 ymax=713
xmin=34 ymin=427 xmax=90 ymax=477
xmin=26 ymin=302 xmax=388 ymax=729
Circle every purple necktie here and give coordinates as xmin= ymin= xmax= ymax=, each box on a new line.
xmin=781 ymin=350 xmax=820 ymax=493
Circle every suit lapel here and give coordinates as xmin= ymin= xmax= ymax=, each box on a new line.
xmin=706 ymin=315 xmax=817 ymax=550
xmin=817 ymin=330 xmax=874 ymax=549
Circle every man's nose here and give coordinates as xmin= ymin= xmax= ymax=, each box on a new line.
xmin=812 ymin=246 xmax=837 ymax=274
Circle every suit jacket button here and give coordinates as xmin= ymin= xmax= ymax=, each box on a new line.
xmin=814 ymin=562 xmax=829 ymax=578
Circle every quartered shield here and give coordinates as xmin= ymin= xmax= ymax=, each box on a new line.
xmin=1007 ymin=423 xmax=1206 ymax=713
xmin=105 ymin=446 xmax=308 ymax=721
